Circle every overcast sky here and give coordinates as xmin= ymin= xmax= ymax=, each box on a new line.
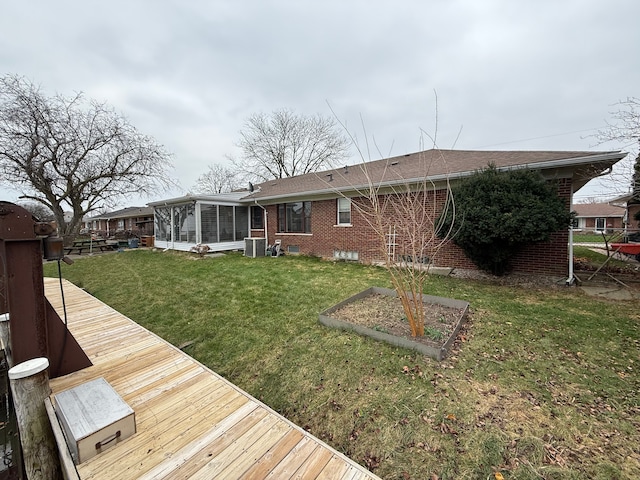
xmin=1 ymin=0 xmax=639 ymax=207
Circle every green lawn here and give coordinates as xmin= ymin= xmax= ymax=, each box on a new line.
xmin=44 ymin=251 xmax=640 ymax=480
xmin=572 ymin=233 xmax=607 ymax=243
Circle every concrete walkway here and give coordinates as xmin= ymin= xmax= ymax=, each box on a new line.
xmin=579 ymin=284 xmax=640 ymax=301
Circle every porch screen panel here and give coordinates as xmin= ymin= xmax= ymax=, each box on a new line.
xmin=201 ymin=205 xmax=218 ymax=243
xmin=173 ymin=203 xmax=196 ymax=243
xmin=154 ymin=207 xmax=171 ymax=241
xmin=235 ymin=206 xmax=249 ymax=240
xmin=219 ymin=206 xmax=234 ymax=242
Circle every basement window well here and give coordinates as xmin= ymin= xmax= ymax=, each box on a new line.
xmin=334 ymin=250 xmax=359 ymax=261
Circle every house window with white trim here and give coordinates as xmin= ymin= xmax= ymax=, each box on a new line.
xmin=595 ymin=217 xmax=606 ymax=232
xmin=251 ymin=206 xmax=264 ymax=229
xmin=277 ymin=201 xmax=311 ymax=233
xmin=337 ymin=197 xmax=351 ymax=225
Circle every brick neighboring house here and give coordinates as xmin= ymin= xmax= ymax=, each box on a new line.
xmin=602 ymin=193 xmax=640 ymax=235
xmin=85 ymin=206 xmax=154 ymax=238
xmin=150 ymin=149 xmax=626 ymax=276
xmin=572 ymin=203 xmax=626 ymax=234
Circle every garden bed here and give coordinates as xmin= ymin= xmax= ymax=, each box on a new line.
xmin=319 ymin=287 xmax=469 ymax=360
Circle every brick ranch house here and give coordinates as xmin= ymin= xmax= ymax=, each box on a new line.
xmin=572 ymin=202 xmax=626 ymax=234
xmin=149 ymin=149 xmax=626 ymax=276
xmin=84 ymin=206 xmax=154 ymax=238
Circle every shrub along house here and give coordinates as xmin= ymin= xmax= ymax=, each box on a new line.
xmin=150 ymin=149 xmax=626 ymax=277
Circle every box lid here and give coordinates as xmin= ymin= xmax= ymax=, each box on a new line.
xmin=54 ymin=377 xmax=134 ymax=441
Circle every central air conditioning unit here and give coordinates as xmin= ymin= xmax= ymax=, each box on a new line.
xmin=244 ymin=237 xmax=266 ymax=258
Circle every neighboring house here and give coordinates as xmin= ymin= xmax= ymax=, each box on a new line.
xmin=85 ymin=206 xmax=154 ymax=237
xmin=605 ymin=193 xmax=640 ymax=234
xmin=572 ymin=203 xmax=626 ymax=234
xmin=149 ymin=149 xmax=626 ymax=276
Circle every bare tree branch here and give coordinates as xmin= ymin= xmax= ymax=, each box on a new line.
xmin=193 ymin=163 xmax=241 ymax=194
xmin=589 ymin=97 xmax=639 ymax=197
xmin=0 ymin=74 xmax=174 ymax=240
xmin=235 ymin=109 xmax=351 ymax=181
xmin=320 ymin=105 xmax=456 ymax=337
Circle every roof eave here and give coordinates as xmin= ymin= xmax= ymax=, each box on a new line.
xmin=250 ymin=151 xmax=627 ymax=203
xmin=148 ymin=192 xmax=251 ymax=207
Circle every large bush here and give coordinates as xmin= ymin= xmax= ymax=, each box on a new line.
xmin=438 ymin=165 xmax=573 ymax=275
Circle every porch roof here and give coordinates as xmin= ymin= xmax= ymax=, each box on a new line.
xmin=147 ymin=191 xmax=250 ymax=207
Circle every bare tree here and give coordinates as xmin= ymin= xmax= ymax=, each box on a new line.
xmin=351 ymin=153 xmax=455 ymax=337
xmin=17 ymin=201 xmax=54 ymax=222
xmin=322 ymin=112 xmax=456 ymax=337
xmin=593 ymin=97 xmax=639 ymax=195
xmin=0 ymin=75 xmax=174 ymax=241
xmin=193 ymin=163 xmax=241 ymax=194
xmin=236 ymin=109 xmax=351 ymax=181
xmin=595 ymin=97 xmax=640 ymax=147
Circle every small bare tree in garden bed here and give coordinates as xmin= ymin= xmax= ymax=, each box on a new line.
xmin=351 ymin=149 xmax=456 ymax=337
xmin=321 ymin=115 xmax=457 ymax=337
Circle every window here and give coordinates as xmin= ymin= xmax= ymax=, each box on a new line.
xmin=337 ymin=197 xmax=351 ymax=225
xmin=277 ymin=201 xmax=311 ymax=233
xmin=251 ymin=206 xmax=264 ymax=229
xmin=595 ymin=217 xmax=606 ymax=232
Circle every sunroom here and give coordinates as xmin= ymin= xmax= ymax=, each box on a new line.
xmin=148 ymin=193 xmax=251 ymax=252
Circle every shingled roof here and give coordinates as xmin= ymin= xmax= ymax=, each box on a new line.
xmin=245 ymin=149 xmax=626 ymax=202
xmin=88 ymin=206 xmax=154 ymax=220
xmin=573 ymin=203 xmax=626 ymax=218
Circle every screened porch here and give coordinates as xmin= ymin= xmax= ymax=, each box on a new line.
xmin=150 ymin=194 xmax=250 ymax=252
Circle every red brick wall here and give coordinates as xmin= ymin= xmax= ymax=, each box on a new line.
xmin=509 ymin=177 xmax=572 ymax=275
xmin=261 ymin=177 xmax=573 ymax=276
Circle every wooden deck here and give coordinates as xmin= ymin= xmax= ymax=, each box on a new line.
xmin=44 ymin=278 xmax=380 ymax=480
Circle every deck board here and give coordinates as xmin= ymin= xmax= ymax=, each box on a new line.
xmin=45 ymin=278 xmax=380 ymax=480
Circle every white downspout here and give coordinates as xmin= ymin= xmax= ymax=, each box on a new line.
xmin=567 ymin=225 xmax=575 ymax=285
xmin=254 ymin=200 xmax=268 ymax=247
xmin=566 ymin=183 xmax=575 ymax=286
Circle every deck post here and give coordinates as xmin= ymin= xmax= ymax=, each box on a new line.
xmin=9 ymin=357 xmax=62 ymax=480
